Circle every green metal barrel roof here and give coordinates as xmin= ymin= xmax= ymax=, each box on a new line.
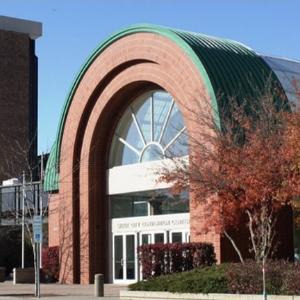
xmin=44 ymin=23 xmax=282 ymax=192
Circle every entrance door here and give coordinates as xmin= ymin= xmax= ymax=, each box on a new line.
xmin=113 ymin=234 xmax=137 ymax=283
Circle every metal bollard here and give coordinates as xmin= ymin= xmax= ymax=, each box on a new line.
xmin=94 ymin=273 xmax=104 ymax=297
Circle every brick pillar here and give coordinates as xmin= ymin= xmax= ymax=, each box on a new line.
xmin=189 ymin=190 xmax=221 ymax=263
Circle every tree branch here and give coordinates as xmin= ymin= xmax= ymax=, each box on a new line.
xmin=224 ymin=230 xmax=244 ymax=264
xmin=246 ymin=209 xmax=258 ymax=261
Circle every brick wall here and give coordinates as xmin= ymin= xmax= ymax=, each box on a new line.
xmin=0 ymin=30 xmax=37 ymax=182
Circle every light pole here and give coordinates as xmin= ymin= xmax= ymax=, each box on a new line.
xmin=39 ymin=152 xmax=44 ymax=268
xmin=21 ymin=171 xmax=25 ymax=269
xmin=34 ymin=186 xmax=40 ymax=298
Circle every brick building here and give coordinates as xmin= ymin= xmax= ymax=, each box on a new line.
xmin=0 ymin=16 xmax=42 ymax=183
xmin=44 ymin=24 xmax=300 ymax=284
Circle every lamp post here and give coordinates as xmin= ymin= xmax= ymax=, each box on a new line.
xmin=39 ymin=152 xmax=44 ymax=268
xmin=21 ymin=171 xmax=25 ymax=269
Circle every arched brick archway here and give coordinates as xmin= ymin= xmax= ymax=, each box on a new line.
xmin=53 ymin=32 xmax=216 ymax=284
xmin=46 ymin=25 xmax=289 ymax=284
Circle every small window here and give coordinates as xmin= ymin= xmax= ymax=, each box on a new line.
xmin=171 ymin=232 xmax=182 ymax=243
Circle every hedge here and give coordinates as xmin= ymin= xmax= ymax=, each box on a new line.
xmin=130 ymin=260 xmax=300 ymax=295
xmin=138 ymin=242 xmax=216 ymax=279
xmin=42 ymin=246 xmax=59 ymax=282
xmin=130 ymin=265 xmax=228 ymax=293
xmin=226 ymin=260 xmax=300 ymax=295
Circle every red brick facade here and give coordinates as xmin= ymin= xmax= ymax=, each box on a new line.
xmin=48 ymin=31 xmax=294 ymax=284
xmin=48 ymin=32 xmax=220 ymax=284
xmin=0 ymin=29 xmax=38 ymax=182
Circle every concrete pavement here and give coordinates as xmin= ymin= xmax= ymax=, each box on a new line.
xmin=0 ymin=281 xmax=128 ymax=299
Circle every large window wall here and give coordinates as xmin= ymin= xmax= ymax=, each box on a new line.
xmin=108 ymin=90 xmax=190 ymax=283
xmin=262 ymin=56 xmax=300 ymax=107
xmin=110 ymin=189 xmax=189 ymax=219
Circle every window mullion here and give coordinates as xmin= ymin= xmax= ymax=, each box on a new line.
xmin=118 ymin=137 xmax=141 ymax=156
xmin=130 ymin=108 xmax=146 ymax=146
xmin=158 ymin=99 xmax=174 ymax=144
xmin=151 ymin=95 xmax=154 ymax=142
xmin=163 ymin=126 xmax=186 ymax=151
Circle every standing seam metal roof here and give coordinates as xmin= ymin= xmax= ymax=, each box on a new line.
xmin=44 ymin=23 xmax=282 ymax=192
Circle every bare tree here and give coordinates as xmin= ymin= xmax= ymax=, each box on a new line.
xmin=0 ymin=133 xmax=48 ymax=295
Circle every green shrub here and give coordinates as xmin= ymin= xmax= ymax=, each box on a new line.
xmin=130 ymin=261 xmax=300 ymax=295
xmin=168 ymin=266 xmax=228 ymax=294
xmin=129 ymin=265 xmax=228 ymax=294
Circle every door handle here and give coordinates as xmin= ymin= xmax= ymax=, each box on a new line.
xmin=120 ymin=258 xmax=124 ymax=266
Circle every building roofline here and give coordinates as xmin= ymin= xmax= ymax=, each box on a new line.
xmin=44 ymin=23 xmax=281 ymax=192
xmin=259 ymin=53 xmax=300 ymax=64
xmin=0 ymin=15 xmax=42 ymax=39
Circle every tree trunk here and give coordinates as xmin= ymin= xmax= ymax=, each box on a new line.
xmin=224 ymin=230 xmax=244 ymax=264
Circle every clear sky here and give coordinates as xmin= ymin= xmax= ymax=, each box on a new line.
xmin=1 ymin=0 xmax=300 ymax=154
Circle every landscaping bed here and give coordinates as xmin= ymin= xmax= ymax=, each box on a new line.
xmin=129 ymin=261 xmax=300 ymax=295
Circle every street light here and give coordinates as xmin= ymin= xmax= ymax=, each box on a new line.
xmin=21 ymin=171 xmax=25 ymax=269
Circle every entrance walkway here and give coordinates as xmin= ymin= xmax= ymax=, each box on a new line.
xmin=0 ymin=281 xmax=127 ymax=299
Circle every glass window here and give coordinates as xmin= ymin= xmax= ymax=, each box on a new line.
xmin=140 ymin=144 xmax=164 ymax=162
xmin=141 ymin=234 xmax=151 ymax=245
xmin=272 ymin=70 xmax=294 ymax=93
xmin=126 ymin=235 xmax=135 ymax=279
xmin=114 ymin=235 xmax=123 ymax=279
xmin=132 ymin=94 xmax=152 ymax=143
xmin=133 ymin=201 xmax=148 ymax=217
xmin=109 ymin=90 xmax=188 ymax=167
xmin=153 ymin=91 xmax=172 ymax=141
xmin=161 ymin=104 xmax=184 ymax=148
xmin=165 ymin=129 xmax=189 ymax=158
xmin=261 ymin=56 xmax=300 ymax=112
xmin=154 ymin=233 xmax=164 ymax=244
xmin=110 ymin=189 xmax=189 ymax=219
xmin=150 ymin=190 xmax=189 ymax=215
xmin=263 ymin=56 xmax=300 ymax=74
xmin=172 ymin=232 xmax=182 ymax=243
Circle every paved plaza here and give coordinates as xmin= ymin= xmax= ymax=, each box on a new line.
xmin=0 ymin=281 xmax=127 ymax=299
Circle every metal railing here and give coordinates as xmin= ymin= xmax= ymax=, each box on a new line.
xmin=0 ymin=181 xmax=48 ymax=226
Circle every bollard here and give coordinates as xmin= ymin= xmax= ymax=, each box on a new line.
xmin=94 ymin=273 xmax=104 ymax=297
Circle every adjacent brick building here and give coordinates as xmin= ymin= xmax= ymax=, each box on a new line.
xmin=44 ymin=24 xmax=300 ymax=284
xmin=0 ymin=16 xmax=42 ymax=182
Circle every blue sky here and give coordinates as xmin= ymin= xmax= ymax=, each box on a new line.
xmin=1 ymin=0 xmax=300 ymax=153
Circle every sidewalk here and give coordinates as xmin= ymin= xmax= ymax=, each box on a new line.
xmin=0 ymin=281 xmax=127 ymax=299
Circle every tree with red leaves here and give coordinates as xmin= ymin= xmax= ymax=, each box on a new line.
xmin=160 ymin=86 xmax=300 ymax=266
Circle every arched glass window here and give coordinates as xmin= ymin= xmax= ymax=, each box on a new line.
xmin=109 ymin=91 xmax=188 ymax=167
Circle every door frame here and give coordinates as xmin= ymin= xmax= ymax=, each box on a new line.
xmin=112 ymin=232 xmax=138 ymax=284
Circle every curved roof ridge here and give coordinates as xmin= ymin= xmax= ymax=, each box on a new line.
xmin=127 ymin=23 xmax=253 ymax=51
xmin=44 ymin=23 xmax=280 ymax=192
xmin=171 ymin=27 xmax=253 ymax=52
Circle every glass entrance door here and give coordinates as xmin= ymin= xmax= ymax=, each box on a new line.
xmin=113 ymin=234 xmax=137 ymax=283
